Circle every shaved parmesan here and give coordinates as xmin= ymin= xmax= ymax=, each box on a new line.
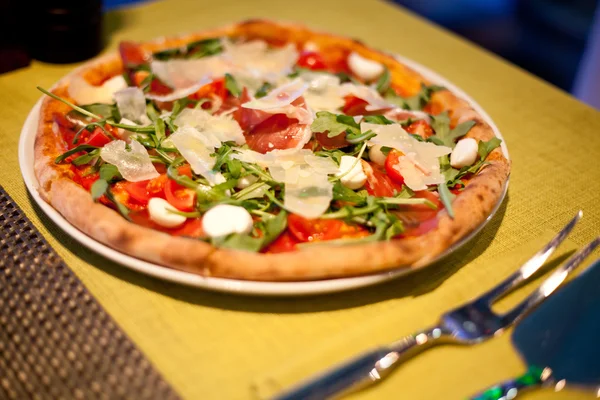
xmin=114 ymin=87 xmax=151 ymax=125
xmin=174 ymin=108 xmax=245 ymax=145
xmin=169 ymin=125 xmax=225 ymax=186
xmin=241 ymin=79 xmax=313 ymax=125
xmin=100 ymin=140 xmax=159 ymax=182
xmin=384 ymin=108 xmax=431 ymax=124
xmin=299 ymin=72 xmax=345 ymax=112
xmin=151 ymin=39 xmax=298 ymax=91
xmin=145 ymin=78 xmax=212 ymax=102
xmin=68 ymin=75 xmax=127 ymax=105
xmin=363 ymin=122 xmax=451 ymax=190
xmin=233 ymin=148 xmax=335 ymax=218
xmin=242 ymin=79 xmax=307 ymax=110
xmin=340 ymin=83 xmax=390 ymax=111
xmin=151 ymin=56 xmax=224 ymax=89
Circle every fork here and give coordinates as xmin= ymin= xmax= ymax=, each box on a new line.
xmin=274 ymin=211 xmax=600 ymax=400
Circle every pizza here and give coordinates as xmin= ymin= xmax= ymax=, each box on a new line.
xmin=34 ymin=20 xmax=510 ymax=281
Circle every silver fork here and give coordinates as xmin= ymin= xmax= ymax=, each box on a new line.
xmin=274 ymin=211 xmax=600 ymax=400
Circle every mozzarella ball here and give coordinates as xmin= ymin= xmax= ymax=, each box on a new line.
xmin=202 ymin=204 xmax=253 ymax=238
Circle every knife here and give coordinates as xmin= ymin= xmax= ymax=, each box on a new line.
xmin=471 ymin=258 xmax=600 ymax=399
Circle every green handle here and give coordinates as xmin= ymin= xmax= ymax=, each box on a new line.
xmin=470 ymin=365 xmax=546 ymax=400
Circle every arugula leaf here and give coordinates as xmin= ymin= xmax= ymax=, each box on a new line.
xmin=478 ymin=137 xmax=502 ymax=159
xmin=385 ymin=219 xmax=404 ymax=240
xmin=431 ymin=112 xmax=476 ymax=148
xmin=153 ymin=38 xmax=223 ymax=61
xmin=77 ymin=103 xmax=120 ymax=121
xmin=255 ymin=82 xmax=273 ymax=98
xmin=437 ymin=183 xmax=455 ymax=219
xmin=332 ymin=181 xmax=367 ymax=204
xmin=439 ymin=155 xmax=460 ymax=183
xmin=212 ymin=211 xmax=287 ymax=252
xmin=154 ymin=117 xmax=166 ymax=144
xmin=72 ymin=149 xmax=100 ymax=166
xmin=90 ymin=179 xmax=108 ymax=201
xmin=146 ymin=102 xmax=160 ymax=122
xmin=362 ymin=115 xmax=394 ymax=125
xmin=442 ymin=138 xmax=501 ymax=187
xmin=99 ymin=164 xmax=121 ymax=181
xmin=55 ymin=144 xmax=99 ymax=164
xmin=224 ymin=73 xmax=241 ymax=97
xmin=346 ymin=129 xmax=376 ymax=144
xmin=311 ymin=111 xmax=361 ymax=138
xmin=375 ymin=68 xmax=391 ymax=94
xmin=90 ymin=178 xmax=130 ymax=220
xmin=186 ymin=38 xmax=224 ymax=59
xmin=384 ymin=84 xmax=445 ymax=111
xmin=259 ymin=211 xmax=288 ymax=247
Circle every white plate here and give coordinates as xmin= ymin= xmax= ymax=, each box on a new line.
xmin=18 ymin=53 xmax=509 ymax=296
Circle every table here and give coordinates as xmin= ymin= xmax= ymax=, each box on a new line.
xmin=1 ymin=0 xmax=598 ymax=398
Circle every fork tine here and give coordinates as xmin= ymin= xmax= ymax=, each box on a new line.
xmin=478 ymin=210 xmax=583 ymax=304
xmin=502 ymin=237 xmax=600 ymax=324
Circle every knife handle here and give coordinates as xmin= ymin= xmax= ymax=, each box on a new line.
xmin=273 ymin=327 xmax=441 ymax=400
xmin=469 ymin=365 xmax=546 ymax=400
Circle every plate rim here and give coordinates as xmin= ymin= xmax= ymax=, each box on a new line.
xmin=18 ymin=50 xmax=509 ymax=296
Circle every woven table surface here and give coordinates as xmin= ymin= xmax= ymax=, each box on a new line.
xmin=0 ymin=187 xmax=180 ymax=400
xmin=0 ymin=0 xmax=599 ymax=399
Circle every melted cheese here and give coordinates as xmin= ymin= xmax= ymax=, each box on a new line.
xmin=145 ymin=78 xmax=212 ymax=102
xmin=174 ymin=108 xmax=245 ymax=145
xmin=363 ymin=122 xmax=451 ymax=190
xmin=299 ymin=72 xmax=345 ymax=112
xmin=168 ymin=125 xmax=225 ymax=186
xmin=114 ymin=87 xmax=151 ymax=125
xmin=68 ymin=75 xmax=127 ymax=105
xmin=151 ymin=39 xmax=298 ymax=91
xmin=233 ymin=148 xmax=337 ymax=218
xmin=100 ymin=140 xmax=159 ymax=182
xmin=241 ymin=78 xmax=313 ymax=125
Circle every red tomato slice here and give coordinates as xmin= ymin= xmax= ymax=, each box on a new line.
xmin=164 ymin=179 xmax=196 ymax=212
xmin=287 ymin=214 xmax=369 ymax=243
xmin=133 ymin=71 xmax=172 ymax=96
xmin=263 ymin=230 xmax=300 ymax=253
xmin=342 ymin=95 xmax=370 ymax=116
xmin=362 ymin=161 xmax=403 ymax=197
xmin=74 ymin=169 xmax=99 ymax=191
xmin=288 ymin=214 xmax=342 ymax=242
xmin=83 ymin=127 xmax=112 ymax=147
xmin=395 ymin=190 xmax=443 ymax=237
xmin=123 ymin=180 xmax=152 ymax=204
xmin=170 ymin=218 xmax=204 ymax=238
xmin=405 ymin=120 xmax=434 ymax=139
xmin=119 ymin=41 xmax=149 ymax=67
xmin=191 ymin=77 xmax=228 ymax=101
xmin=297 ymin=51 xmax=327 ymax=70
xmin=384 ymin=149 xmax=405 ymax=186
xmin=122 ymin=174 xmax=168 ymax=206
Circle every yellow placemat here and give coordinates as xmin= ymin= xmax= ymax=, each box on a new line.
xmin=0 ymin=0 xmax=598 ymax=399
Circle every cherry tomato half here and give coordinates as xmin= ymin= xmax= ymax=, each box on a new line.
xmin=342 ymin=95 xmax=370 ymax=116
xmin=263 ymin=230 xmax=300 ymax=253
xmin=164 ymin=179 xmax=196 ymax=212
xmin=405 ymin=120 xmax=434 ymax=139
xmin=123 ymin=174 xmax=168 ymax=205
xmin=83 ymin=127 xmax=112 ymax=147
xmin=297 ymin=51 xmax=327 ymax=70
xmin=363 ymin=161 xmax=403 ymax=197
xmin=384 ymin=149 xmax=405 ymax=186
xmin=287 ymin=214 xmax=368 ymax=243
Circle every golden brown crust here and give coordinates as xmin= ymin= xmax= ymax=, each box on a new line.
xmin=34 ymin=19 xmax=510 ymax=281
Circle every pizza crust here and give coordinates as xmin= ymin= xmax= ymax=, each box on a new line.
xmin=34 ymin=20 xmax=510 ymax=281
